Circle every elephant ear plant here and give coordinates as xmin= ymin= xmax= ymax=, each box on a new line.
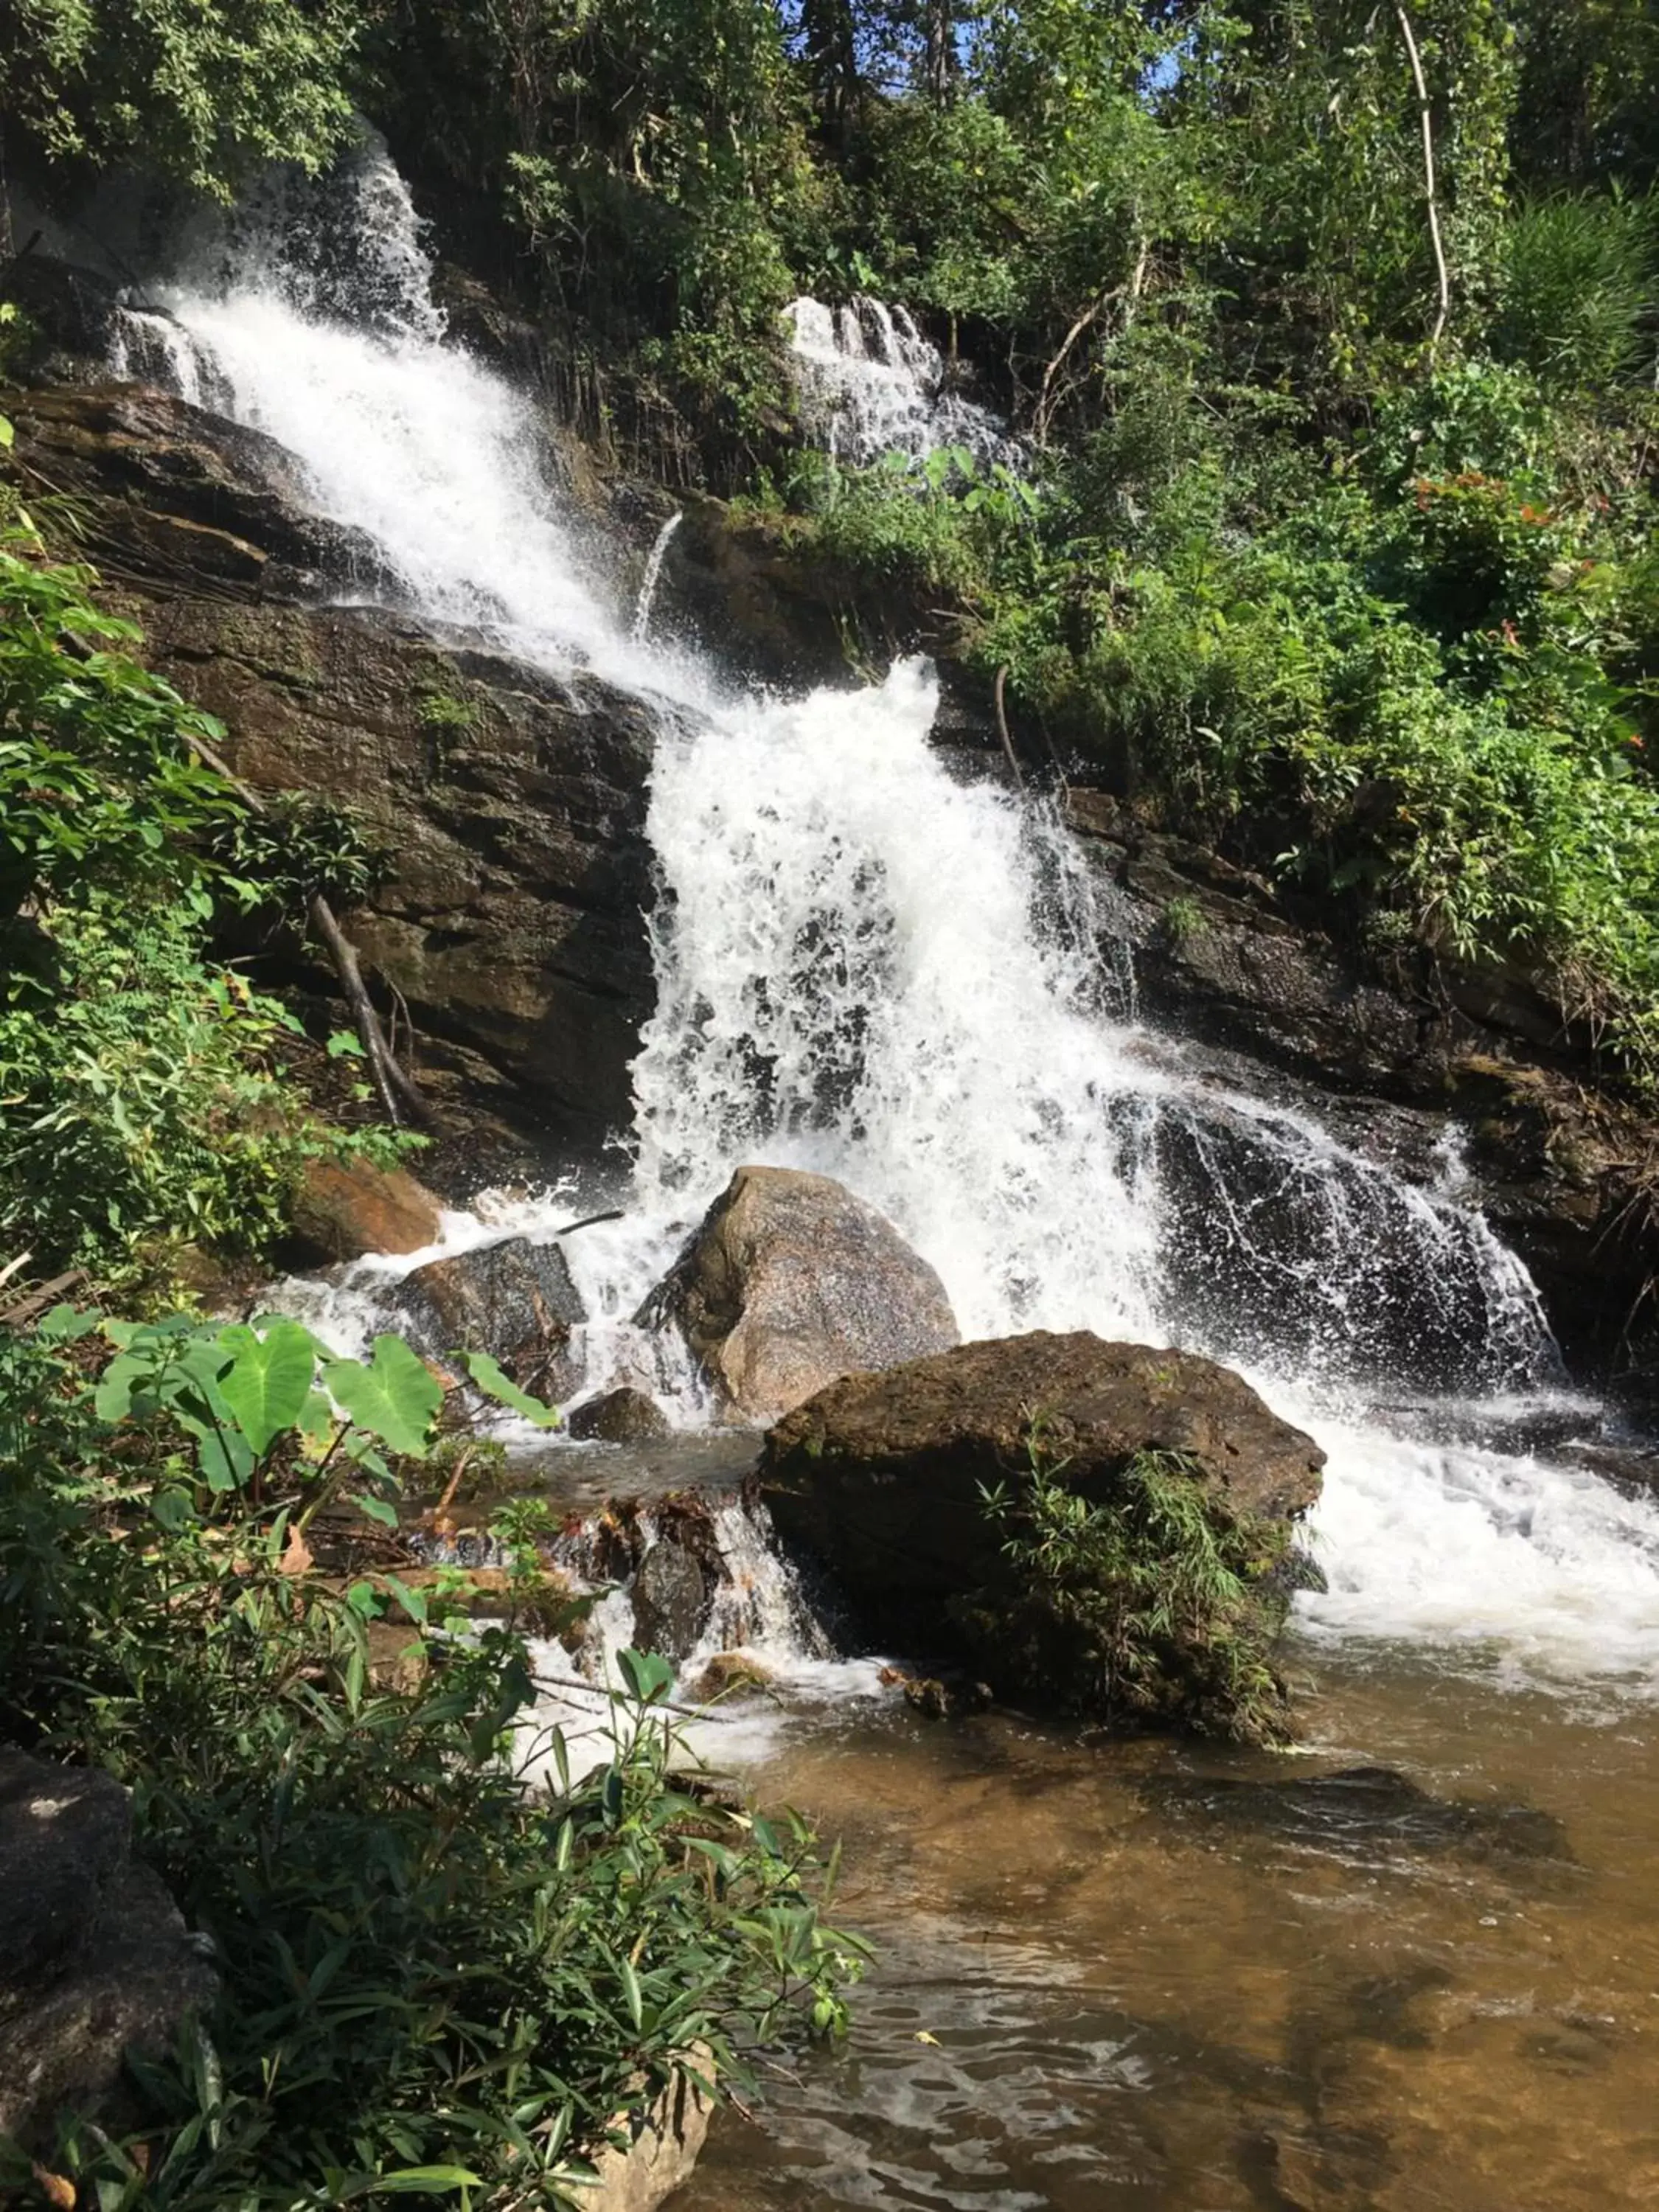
xmin=0 ymin=1307 xmax=866 ymax=2210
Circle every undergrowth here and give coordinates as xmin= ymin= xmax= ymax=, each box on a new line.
xmin=0 ymin=1307 xmax=864 ymax=2208
xmin=976 ymin=1436 xmax=1295 ymax=1747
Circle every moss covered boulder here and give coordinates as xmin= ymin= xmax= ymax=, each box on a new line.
xmin=759 ymin=1331 xmax=1325 ymax=1741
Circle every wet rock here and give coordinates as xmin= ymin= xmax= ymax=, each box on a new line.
xmin=762 ymin=1329 xmax=1324 ymax=1646
xmin=631 ymin=1541 xmax=712 ymax=1662
xmin=693 ymin=1652 xmax=774 ymax=1701
xmin=286 ymin=1156 xmax=445 ymax=1266
xmin=646 ymin=1166 xmax=959 ymax=1424
xmin=879 ymin=1664 xmax=994 ymax=1719
xmin=568 ymin=1386 xmax=673 ymax=1444
xmin=395 ymin=1235 xmax=584 ymax=1399
xmin=0 ymin=1749 xmax=217 ymax=2150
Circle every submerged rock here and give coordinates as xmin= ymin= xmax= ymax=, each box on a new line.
xmin=644 ymin=1166 xmax=959 ymax=1424
xmin=1138 ymin=1764 xmax=1571 ymax=1868
xmin=0 ymin=1749 xmax=218 ymax=2150
xmin=395 ymin=1234 xmax=584 ymax=1400
xmin=568 ymin=1386 xmax=673 ymax=1444
xmin=761 ymin=1330 xmax=1324 ymax=1739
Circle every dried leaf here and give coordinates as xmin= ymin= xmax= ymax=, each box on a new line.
xmin=279 ymin=1524 xmax=314 ymax=1577
xmin=32 ymin=2165 xmax=76 ymax=2210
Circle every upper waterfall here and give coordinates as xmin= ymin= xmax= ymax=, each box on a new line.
xmin=100 ymin=142 xmax=1659 ymax=1687
xmin=784 ymin=294 xmax=1020 ymax=467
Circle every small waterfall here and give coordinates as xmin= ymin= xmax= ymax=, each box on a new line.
xmin=785 ymin=294 xmax=1020 ymax=467
xmin=426 ymin=1484 xmax=883 ymax=1784
xmin=102 ymin=143 xmax=1659 ymax=1693
xmin=631 ymin=510 xmax=682 ymax=643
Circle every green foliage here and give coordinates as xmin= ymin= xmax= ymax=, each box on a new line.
xmin=209 ymin=792 xmax=393 ymax=918
xmin=976 ymin=1437 xmax=1295 ymax=1747
xmin=1492 ymin=189 xmax=1658 ymax=390
xmin=0 ymin=538 xmax=401 ymax=1286
xmin=1 ymin=0 xmax=367 ymax=198
xmin=0 ymin=1309 xmax=863 ymax=2204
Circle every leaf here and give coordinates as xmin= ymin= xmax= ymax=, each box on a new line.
xmin=324 ymin=1335 xmax=442 ymax=1458
xmin=616 ymin=1647 xmax=675 ymax=1705
xmin=914 ymin=2030 xmax=942 ymax=2046
xmin=617 ymin=1953 xmax=644 ymax=2033
xmin=363 ymin=2171 xmax=483 ymax=2197
xmin=94 ymin=1351 xmax=150 ymax=1423
xmin=459 ymin=1349 xmax=560 ymax=1430
xmin=175 ymin=1408 xmax=255 ymax=1493
xmin=30 ymin=2166 xmax=74 ymax=2210
xmin=279 ymin=1523 xmax=314 ymax=1576
xmin=349 ymin=1492 xmax=400 ymax=1528
xmin=217 ymin=1320 xmax=316 ymax=1456
xmin=151 ymin=1486 xmax=197 ymax=1534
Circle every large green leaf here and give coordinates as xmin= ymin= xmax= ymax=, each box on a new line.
xmin=324 ymin=1335 xmax=442 ymax=1459
xmin=458 ymin=1349 xmax=560 ymax=1430
xmin=216 ymin=1321 xmax=317 ymax=1457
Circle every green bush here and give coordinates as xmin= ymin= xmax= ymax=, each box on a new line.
xmin=0 ymin=1309 xmax=864 ymax=2206
xmin=975 ymin=1441 xmax=1295 ymax=1748
xmin=0 ymin=532 xmax=401 ymax=1289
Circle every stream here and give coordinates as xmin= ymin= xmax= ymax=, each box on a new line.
xmin=88 ymin=136 xmax=1659 ymax=2211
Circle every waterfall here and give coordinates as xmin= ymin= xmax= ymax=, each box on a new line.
xmin=631 ymin=511 xmax=682 ymax=644
xmin=784 ymin=293 xmax=1020 ymax=468
xmin=107 ymin=143 xmax=1659 ymax=1691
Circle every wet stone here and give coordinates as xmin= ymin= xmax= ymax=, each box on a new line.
xmin=568 ymin=1387 xmax=674 ymax=1444
xmin=630 ymin=1542 xmax=712 ymax=1663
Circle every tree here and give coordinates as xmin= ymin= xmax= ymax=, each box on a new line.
xmin=0 ymin=0 xmax=367 ymax=201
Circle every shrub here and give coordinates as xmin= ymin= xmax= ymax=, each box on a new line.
xmin=0 ymin=1308 xmax=864 ymax=2206
xmin=976 ymin=1441 xmax=1295 ymax=1748
xmin=0 ymin=532 xmax=402 ymax=1289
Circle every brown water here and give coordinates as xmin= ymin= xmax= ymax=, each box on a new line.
xmin=677 ymin=1644 xmax=1659 ymax=2212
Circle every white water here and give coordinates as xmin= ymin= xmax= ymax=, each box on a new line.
xmin=632 ymin=510 xmax=683 ymax=644
xmin=111 ymin=145 xmax=1659 ymax=1696
xmin=785 ymin=295 xmax=1020 ymax=468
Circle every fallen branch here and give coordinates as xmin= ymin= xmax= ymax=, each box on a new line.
xmin=993 ymin=666 xmax=1028 ymax=793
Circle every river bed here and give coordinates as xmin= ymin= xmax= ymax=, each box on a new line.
xmin=678 ymin=1646 xmax=1659 ymax=2212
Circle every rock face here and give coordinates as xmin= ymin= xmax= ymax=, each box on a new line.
xmin=647 ymin=1166 xmax=960 ymax=1424
xmin=0 ymin=1748 xmax=217 ymax=2150
xmin=1060 ymin=787 xmax=1659 ymax=1390
xmin=394 ymin=1235 xmax=585 ymax=1399
xmin=1 ymin=375 xmax=662 ymax=1166
xmin=760 ymin=1329 xmax=1324 ymax=1647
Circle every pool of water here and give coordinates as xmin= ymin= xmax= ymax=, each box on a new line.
xmin=676 ymin=1643 xmax=1659 ymax=2212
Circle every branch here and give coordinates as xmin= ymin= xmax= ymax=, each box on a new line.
xmin=1395 ymin=2 xmax=1450 ymax=357
xmin=178 ymin=729 xmax=436 ymax=1128
xmin=993 ymin=666 xmax=1027 ymax=794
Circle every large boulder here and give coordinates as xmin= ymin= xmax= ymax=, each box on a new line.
xmin=0 ymin=1749 xmax=217 ymax=2149
xmin=644 ymin=1167 xmax=959 ymax=1424
xmin=759 ymin=1331 xmax=1324 ymax=1736
xmin=287 ymin=1156 xmax=445 ymax=1266
xmin=394 ymin=1234 xmax=585 ymax=1401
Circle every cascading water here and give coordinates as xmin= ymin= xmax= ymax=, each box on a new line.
xmin=631 ymin=510 xmax=683 ymax=644
xmin=785 ymin=293 xmax=1021 ymax=467
xmin=105 ymin=143 xmax=1659 ymax=1692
